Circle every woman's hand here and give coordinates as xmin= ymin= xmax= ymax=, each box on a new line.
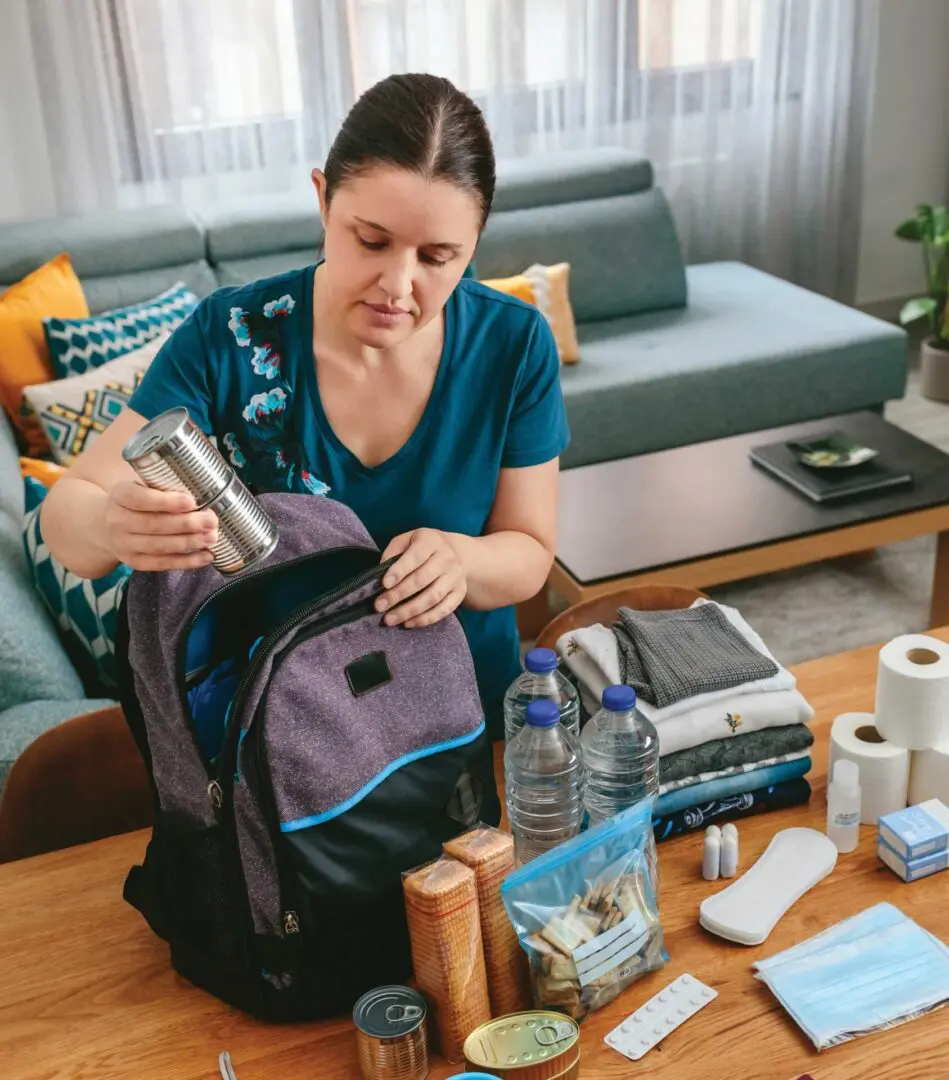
xmin=104 ymin=480 xmax=219 ymax=571
xmin=377 ymin=528 xmax=468 ymax=628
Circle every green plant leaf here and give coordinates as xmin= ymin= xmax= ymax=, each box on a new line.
xmin=896 ymin=218 xmax=924 ymax=241
xmin=900 ymin=297 xmax=937 ymax=324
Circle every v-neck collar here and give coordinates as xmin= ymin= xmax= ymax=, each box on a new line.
xmin=301 ymin=263 xmax=456 ymax=479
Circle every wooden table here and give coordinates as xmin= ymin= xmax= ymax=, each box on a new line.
xmin=520 ymin=412 xmax=949 ymax=637
xmin=3 ymin=632 xmax=949 ymax=1080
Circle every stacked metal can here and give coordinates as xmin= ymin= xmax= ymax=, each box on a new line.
xmin=122 ymin=406 xmax=278 ymax=574
xmin=462 ymin=1013 xmax=581 ymax=1080
xmin=353 ymin=986 xmax=430 ymax=1080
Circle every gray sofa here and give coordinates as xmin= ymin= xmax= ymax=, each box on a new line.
xmin=0 ymin=147 xmax=908 ymax=790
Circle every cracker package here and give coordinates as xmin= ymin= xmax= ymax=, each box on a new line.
xmin=444 ymin=825 xmax=531 ymax=1017
xmin=402 ymin=855 xmax=491 ymax=1061
xmin=501 ymin=800 xmax=666 ymax=1021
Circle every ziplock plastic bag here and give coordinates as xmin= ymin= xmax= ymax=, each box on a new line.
xmin=754 ymin=902 xmax=949 ymax=1051
xmin=501 ymin=801 xmax=666 ymax=1021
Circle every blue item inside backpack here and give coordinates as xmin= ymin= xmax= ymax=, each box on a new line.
xmin=182 ymin=548 xmax=383 ymax=761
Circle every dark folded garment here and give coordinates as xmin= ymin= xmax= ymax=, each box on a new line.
xmin=659 ymin=723 xmax=815 ymax=786
xmin=614 ymin=603 xmax=779 ymax=709
xmin=652 ymin=777 xmax=812 ymax=842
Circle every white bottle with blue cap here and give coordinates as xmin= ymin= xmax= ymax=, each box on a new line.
xmin=581 ymin=684 xmax=660 ymax=828
xmin=503 ymin=646 xmax=581 ymax=742
xmin=505 ymin=699 xmax=584 ymax=864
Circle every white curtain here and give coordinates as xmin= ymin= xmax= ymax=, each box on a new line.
xmin=3 ymin=0 xmax=878 ymax=300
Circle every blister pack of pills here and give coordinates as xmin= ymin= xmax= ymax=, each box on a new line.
xmin=603 ymin=973 xmax=717 ymax=1061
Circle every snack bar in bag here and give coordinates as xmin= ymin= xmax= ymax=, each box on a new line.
xmin=501 ymin=800 xmax=666 ymax=1021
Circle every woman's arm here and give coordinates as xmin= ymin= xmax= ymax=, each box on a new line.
xmin=378 ymin=458 xmax=559 ymax=627
xmin=449 ymin=458 xmax=558 ymax=609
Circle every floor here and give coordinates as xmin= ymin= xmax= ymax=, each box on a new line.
xmin=706 ymin=354 xmax=949 ymax=667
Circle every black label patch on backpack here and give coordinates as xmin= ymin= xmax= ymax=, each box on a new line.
xmin=345 ymin=650 xmax=393 ymax=697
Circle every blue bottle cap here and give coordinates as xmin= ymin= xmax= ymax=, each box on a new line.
xmin=603 ymin=684 xmax=637 ymax=712
xmin=525 ymin=647 xmax=558 ymax=674
xmin=526 ymin=699 xmax=560 ymax=727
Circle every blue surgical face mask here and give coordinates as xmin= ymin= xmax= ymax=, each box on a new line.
xmin=753 ymin=902 xmax=949 ymax=1050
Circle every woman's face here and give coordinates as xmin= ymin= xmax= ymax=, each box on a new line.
xmin=313 ymin=165 xmax=481 ymax=349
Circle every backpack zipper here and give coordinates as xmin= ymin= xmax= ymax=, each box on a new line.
xmin=216 ymin=562 xmax=393 ymax=954
xmin=172 ymin=546 xmax=375 ymax=780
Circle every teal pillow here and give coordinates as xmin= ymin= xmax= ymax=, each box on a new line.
xmin=21 ymin=476 xmax=131 ymax=693
xmin=42 ymin=281 xmax=197 ymax=379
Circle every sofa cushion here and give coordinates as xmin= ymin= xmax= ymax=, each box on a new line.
xmin=24 ymin=334 xmax=167 ymax=464
xmin=476 ymin=187 xmax=687 ymax=324
xmin=0 ymin=518 xmax=86 ymax=711
xmin=0 ymin=253 xmax=90 ymax=454
xmin=201 ymin=192 xmax=323 ymax=264
xmin=0 ymin=698 xmax=116 ymax=796
xmin=0 ymin=206 xmax=217 ymax=315
xmin=214 ymin=251 xmax=316 ymax=289
xmin=560 ymin=261 xmax=908 ymax=469
xmin=43 ymin=283 xmax=195 ymax=378
xmin=492 ymin=148 xmax=653 ymax=212
xmin=22 ymin=477 xmax=131 ymax=693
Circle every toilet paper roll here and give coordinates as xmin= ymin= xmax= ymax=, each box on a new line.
xmin=875 ymin=634 xmax=949 ymax=751
xmin=909 ymin=744 xmax=949 ymax=805
xmin=829 ymin=712 xmax=910 ymax=825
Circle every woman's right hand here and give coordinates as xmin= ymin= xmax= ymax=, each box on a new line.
xmin=104 ymin=481 xmax=219 ymax=571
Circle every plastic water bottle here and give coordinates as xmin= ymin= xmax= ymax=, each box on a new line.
xmin=581 ymin=684 xmax=659 ymax=828
xmin=503 ymin=647 xmax=580 ymax=742
xmin=505 ymin=699 xmax=584 ymax=864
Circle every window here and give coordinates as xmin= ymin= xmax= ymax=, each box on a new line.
xmin=638 ymin=0 xmax=760 ymax=71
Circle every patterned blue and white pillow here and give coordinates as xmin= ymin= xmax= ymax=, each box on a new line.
xmin=43 ymin=281 xmax=198 ymax=379
xmin=22 ymin=476 xmax=131 ymax=693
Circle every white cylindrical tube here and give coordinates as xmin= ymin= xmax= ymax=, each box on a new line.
xmin=702 ymin=826 xmax=721 ymax=880
xmin=721 ymin=824 xmax=739 ymax=877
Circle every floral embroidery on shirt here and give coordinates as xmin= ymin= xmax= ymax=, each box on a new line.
xmin=225 ymin=287 xmax=330 ymax=499
xmin=228 ymin=307 xmax=252 ymax=347
xmin=263 ymin=294 xmax=295 ymax=318
xmin=301 ymin=470 xmax=330 ymax=496
xmin=222 ymin=432 xmax=246 ymax=468
xmin=251 ymin=344 xmax=280 ymax=379
xmin=242 ymin=387 xmax=288 ymax=423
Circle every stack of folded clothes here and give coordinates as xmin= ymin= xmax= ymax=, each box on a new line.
xmin=556 ymin=598 xmax=814 ymax=841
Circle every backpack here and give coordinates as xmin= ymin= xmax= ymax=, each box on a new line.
xmin=114 ymin=492 xmax=500 ymax=1022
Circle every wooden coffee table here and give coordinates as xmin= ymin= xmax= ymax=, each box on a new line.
xmin=531 ymin=411 xmax=949 ymax=634
xmin=2 ymin=632 xmax=949 ymax=1080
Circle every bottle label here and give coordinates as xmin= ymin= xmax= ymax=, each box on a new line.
xmin=832 ymin=810 xmax=860 ymax=828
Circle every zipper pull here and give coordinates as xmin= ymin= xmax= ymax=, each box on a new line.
xmin=283 ymin=910 xmax=300 ymax=935
xmin=208 ymin=780 xmax=223 ymax=810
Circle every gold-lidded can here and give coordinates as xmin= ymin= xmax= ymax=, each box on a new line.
xmin=353 ymin=984 xmax=429 ymax=1080
xmin=463 ymin=1012 xmax=580 ymax=1080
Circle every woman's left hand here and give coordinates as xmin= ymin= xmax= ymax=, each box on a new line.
xmin=377 ymin=528 xmax=468 ymax=628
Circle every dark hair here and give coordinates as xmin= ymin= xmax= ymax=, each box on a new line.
xmin=323 ymin=73 xmax=496 ymax=231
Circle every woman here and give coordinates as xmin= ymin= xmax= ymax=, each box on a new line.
xmin=42 ymin=73 xmax=569 ymax=738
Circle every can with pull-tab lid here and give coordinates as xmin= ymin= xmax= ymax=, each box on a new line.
xmin=353 ymin=985 xmax=429 ymax=1080
xmin=122 ymin=407 xmax=278 ymax=574
xmin=463 ymin=1012 xmax=580 ymax=1080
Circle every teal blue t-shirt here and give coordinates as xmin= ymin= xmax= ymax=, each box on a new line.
xmin=128 ymin=265 xmax=569 ymax=736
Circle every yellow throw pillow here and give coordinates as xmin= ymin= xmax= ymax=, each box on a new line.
xmin=19 ymin=456 xmax=67 ymax=488
xmin=0 ymin=253 xmax=89 ymax=453
xmin=481 ymin=262 xmax=580 ymax=364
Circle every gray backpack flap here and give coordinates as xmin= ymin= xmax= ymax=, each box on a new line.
xmin=115 ymin=492 xmax=500 ymax=1021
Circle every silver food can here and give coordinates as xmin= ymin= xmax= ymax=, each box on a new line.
xmin=122 ymin=407 xmax=279 ymax=574
xmin=353 ymin=985 xmax=429 ymax=1080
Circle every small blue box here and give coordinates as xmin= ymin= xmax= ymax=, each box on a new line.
xmin=877 ymin=836 xmax=949 ymax=882
xmin=878 ymin=799 xmax=949 ymax=861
